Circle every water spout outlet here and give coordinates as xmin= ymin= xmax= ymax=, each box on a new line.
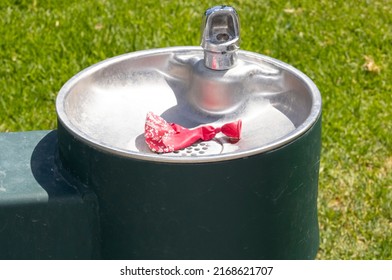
xmin=201 ymin=6 xmax=240 ymax=70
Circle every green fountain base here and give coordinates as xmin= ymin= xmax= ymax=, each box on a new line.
xmin=0 ymin=131 xmax=100 ymax=259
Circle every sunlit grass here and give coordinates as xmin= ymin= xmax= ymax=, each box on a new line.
xmin=1 ymin=0 xmax=391 ymax=259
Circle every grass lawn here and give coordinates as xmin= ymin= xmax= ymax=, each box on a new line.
xmin=1 ymin=0 xmax=391 ymax=259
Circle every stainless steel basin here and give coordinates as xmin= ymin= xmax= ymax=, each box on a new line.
xmin=56 ymin=47 xmax=321 ymax=163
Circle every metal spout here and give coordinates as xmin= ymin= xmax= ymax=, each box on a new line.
xmin=201 ymin=5 xmax=240 ymax=70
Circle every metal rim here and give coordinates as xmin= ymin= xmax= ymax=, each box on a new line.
xmin=56 ymin=46 xmax=322 ymax=163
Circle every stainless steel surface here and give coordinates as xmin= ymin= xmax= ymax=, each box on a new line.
xmin=201 ymin=6 xmax=240 ymax=70
xmin=56 ymin=47 xmax=321 ymax=163
xmin=168 ymin=140 xmax=223 ymax=157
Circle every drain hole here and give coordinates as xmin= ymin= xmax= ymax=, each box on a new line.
xmin=166 ymin=140 xmax=223 ymax=157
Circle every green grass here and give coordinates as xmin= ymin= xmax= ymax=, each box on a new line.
xmin=1 ymin=0 xmax=391 ymax=259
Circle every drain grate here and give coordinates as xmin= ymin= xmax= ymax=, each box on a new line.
xmin=168 ymin=140 xmax=223 ymax=157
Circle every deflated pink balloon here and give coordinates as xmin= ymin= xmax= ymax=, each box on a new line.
xmin=144 ymin=112 xmax=242 ymax=153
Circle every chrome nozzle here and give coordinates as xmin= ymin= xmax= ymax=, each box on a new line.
xmin=201 ymin=5 xmax=240 ymax=70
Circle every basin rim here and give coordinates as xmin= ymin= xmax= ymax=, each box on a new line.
xmin=56 ymin=46 xmax=322 ymax=163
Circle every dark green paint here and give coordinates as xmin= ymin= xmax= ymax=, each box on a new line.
xmin=58 ymin=115 xmax=322 ymax=260
xmin=0 ymin=131 xmax=100 ymax=259
xmin=0 ymin=114 xmax=321 ymax=259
